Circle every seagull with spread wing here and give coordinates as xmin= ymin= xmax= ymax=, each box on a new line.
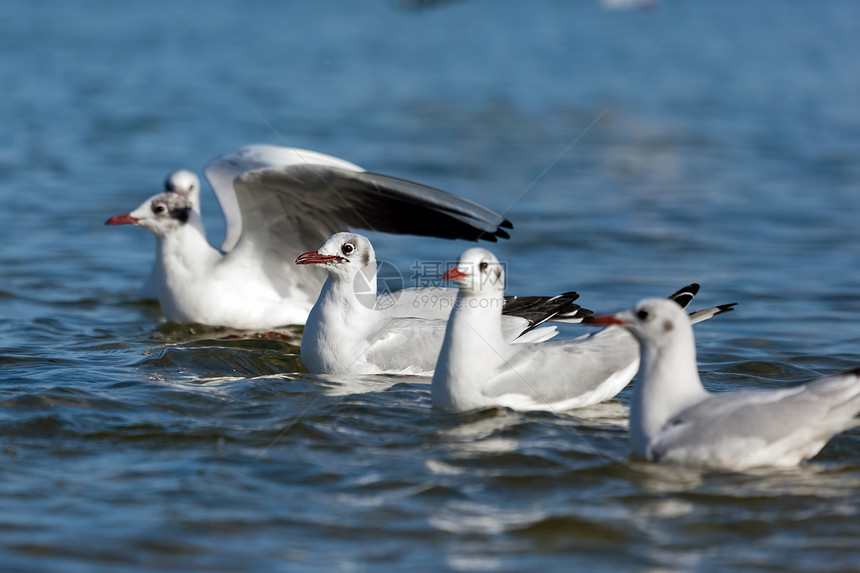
xmin=106 ymin=144 xmax=512 ymax=329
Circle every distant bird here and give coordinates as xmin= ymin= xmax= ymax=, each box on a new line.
xmin=296 ymin=233 xmax=586 ymax=375
xmin=430 ymin=248 xmax=736 ymax=413
xmin=587 ymin=298 xmax=860 ymax=471
xmin=106 ymin=144 xmax=513 ymax=329
xmin=399 ymin=0 xmax=659 ymax=11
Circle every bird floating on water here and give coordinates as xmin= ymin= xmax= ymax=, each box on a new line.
xmin=106 ymin=144 xmax=513 ymax=329
xmin=295 ymin=233 xmax=587 ymax=376
xmin=587 ymin=298 xmax=860 ymax=471
xmin=430 ymin=248 xmax=736 ymax=413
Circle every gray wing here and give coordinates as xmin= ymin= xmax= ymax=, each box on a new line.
xmin=383 ymin=287 xmax=458 ymax=319
xmin=204 ymin=144 xmax=364 ymax=252
xmin=484 ymin=327 xmax=640 ymax=406
xmin=212 ymin=146 xmax=512 ymax=301
xmin=233 ymin=165 xmax=512 ymax=244
xmin=652 ymin=369 xmax=860 ymax=461
xmin=364 ymin=317 xmax=450 ymax=374
xmin=382 ymin=288 xmax=557 ymax=343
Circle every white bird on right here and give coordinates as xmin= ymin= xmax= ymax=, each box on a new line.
xmin=587 ymin=298 xmax=860 ymax=471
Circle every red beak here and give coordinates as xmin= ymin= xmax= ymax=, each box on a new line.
xmin=296 ymin=251 xmax=341 ymax=265
xmin=583 ymin=314 xmax=627 ymax=326
xmin=442 ymin=267 xmax=469 ymax=281
xmin=105 ymin=214 xmax=139 ymax=226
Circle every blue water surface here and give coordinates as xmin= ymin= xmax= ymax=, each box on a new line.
xmin=1 ymin=0 xmax=859 ymax=571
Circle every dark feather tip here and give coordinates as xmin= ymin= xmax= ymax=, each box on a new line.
xmin=714 ymin=303 xmax=738 ymax=315
xmin=668 ymin=283 xmax=701 ymax=308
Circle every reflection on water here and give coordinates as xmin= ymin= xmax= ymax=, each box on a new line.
xmin=438 ymin=409 xmax=524 ymax=457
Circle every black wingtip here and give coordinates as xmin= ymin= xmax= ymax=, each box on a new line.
xmin=504 ymin=291 xmax=586 ymax=337
xmin=713 ymin=302 xmax=738 ymax=316
xmin=326 ymin=169 xmax=517 ymax=244
xmin=556 ymin=291 xmax=580 ymax=303
xmin=577 ymin=308 xmax=595 ymax=320
xmin=670 ymin=283 xmax=700 ymax=297
xmin=668 ymin=283 xmax=701 ymax=309
xmin=518 ymin=303 xmax=593 ymax=337
xmin=476 ymin=225 xmax=511 ymax=242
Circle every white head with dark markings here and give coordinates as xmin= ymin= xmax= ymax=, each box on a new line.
xmin=105 ymin=192 xmax=194 ymax=238
xmin=295 ymin=232 xmax=376 ymax=281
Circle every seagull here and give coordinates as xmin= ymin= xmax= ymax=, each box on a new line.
xmin=431 ymin=248 xmax=736 ymax=413
xmin=586 ymin=298 xmax=860 ymax=471
xmin=295 ymin=233 xmax=588 ymax=376
xmin=106 ymin=144 xmax=513 ymax=329
xmin=135 ymin=170 xmax=205 ymax=299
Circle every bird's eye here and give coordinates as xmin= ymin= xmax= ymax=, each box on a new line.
xmin=479 ymin=261 xmax=489 ymax=272
xmin=342 ymin=243 xmax=355 ymax=255
xmin=636 ymin=309 xmax=650 ymax=321
xmin=188 ymin=184 xmax=196 ymax=191
xmin=153 ymin=204 xmax=166 ymax=214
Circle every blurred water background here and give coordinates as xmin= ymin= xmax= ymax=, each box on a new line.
xmin=1 ymin=0 xmax=859 ymax=570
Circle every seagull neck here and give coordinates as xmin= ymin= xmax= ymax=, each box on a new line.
xmin=452 ymin=291 xmax=507 ymax=344
xmin=313 ymin=273 xmax=379 ymax=327
xmin=629 ymin=325 xmax=709 ymax=455
xmin=432 ymin=290 xmax=508 ymax=411
xmin=300 ymin=272 xmax=381 ymax=374
xmin=187 ymin=209 xmax=206 ymax=236
xmin=154 ymin=223 xmax=221 ymax=276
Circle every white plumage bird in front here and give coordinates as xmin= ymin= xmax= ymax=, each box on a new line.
xmin=295 ymin=233 xmax=583 ymax=376
xmin=431 ymin=248 xmax=736 ymax=413
xmin=587 ymin=298 xmax=860 ymax=471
